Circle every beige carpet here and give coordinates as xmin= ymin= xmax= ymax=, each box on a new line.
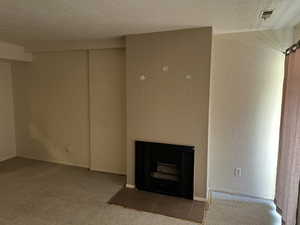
xmin=1 ymin=157 xmax=281 ymax=225
xmin=0 ymin=157 xmax=198 ymax=225
xmin=204 ymin=192 xmax=282 ymax=225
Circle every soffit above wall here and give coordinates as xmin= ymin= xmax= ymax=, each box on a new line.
xmin=294 ymin=23 xmax=300 ymax=42
xmin=0 ymin=0 xmax=299 ymax=44
xmin=0 ymin=41 xmax=32 ymax=62
xmin=24 ymin=38 xmax=125 ymax=53
xmin=214 ymin=28 xmax=294 ymax=53
xmin=26 ymin=28 xmax=295 ymax=53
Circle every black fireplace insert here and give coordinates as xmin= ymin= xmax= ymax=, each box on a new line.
xmin=135 ymin=140 xmax=194 ymax=199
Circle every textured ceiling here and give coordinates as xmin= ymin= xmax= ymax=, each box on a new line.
xmin=0 ymin=0 xmax=299 ymax=43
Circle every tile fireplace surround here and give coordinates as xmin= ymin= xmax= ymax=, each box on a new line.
xmin=135 ymin=141 xmax=195 ymax=199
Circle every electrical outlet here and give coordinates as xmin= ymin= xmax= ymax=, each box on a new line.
xmin=162 ymin=65 xmax=169 ymax=72
xmin=234 ymin=168 xmax=242 ymax=177
xmin=65 ymin=145 xmax=70 ymax=153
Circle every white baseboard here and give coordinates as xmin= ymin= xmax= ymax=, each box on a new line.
xmin=89 ymin=166 xmax=126 ymax=175
xmin=18 ymin=155 xmax=88 ymax=168
xmin=0 ymin=153 xmax=16 ymax=162
xmin=209 ymin=189 xmax=273 ymax=201
xmin=126 ymin=184 xmax=135 ymax=189
xmin=193 ymin=196 xmax=209 ymax=202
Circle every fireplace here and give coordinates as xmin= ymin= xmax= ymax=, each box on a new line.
xmin=135 ymin=141 xmax=194 ymax=199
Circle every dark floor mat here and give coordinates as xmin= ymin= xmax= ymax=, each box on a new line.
xmin=108 ymin=187 xmax=206 ymax=223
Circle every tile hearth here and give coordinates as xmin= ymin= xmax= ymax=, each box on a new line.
xmin=109 ymin=187 xmax=206 ymax=223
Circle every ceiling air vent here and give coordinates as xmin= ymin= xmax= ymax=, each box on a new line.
xmin=260 ymin=9 xmax=274 ymax=20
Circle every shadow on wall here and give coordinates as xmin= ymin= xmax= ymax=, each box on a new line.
xmin=28 ymin=123 xmax=75 ymax=165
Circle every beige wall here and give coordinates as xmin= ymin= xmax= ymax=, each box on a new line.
xmin=12 ymin=51 xmax=90 ymax=167
xmin=126 ymin=28 xmax=212 ymax=198
xmin=89 ymin=49 xmax=126 ymax=174
xmin=12 ymin=49 xmax=126 ymax=173
xmin=209 ymin=33 xmax=285 ymax=199
xmin=0 ymin=61 xmax=16 ymax=161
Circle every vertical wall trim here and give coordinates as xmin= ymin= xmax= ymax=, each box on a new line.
xmin=10 ymin=62 xmax=18 ymax=158
xmin=87 ymin=50 xmax=92 ymax=169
